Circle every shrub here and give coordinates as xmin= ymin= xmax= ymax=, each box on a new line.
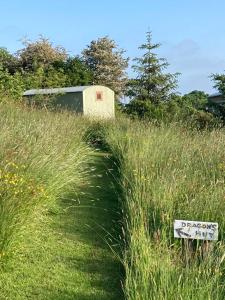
xmin=125 ymin=98 xmax=220 ymax=129
xmin=83 ymin=120 xmax=112 ymax=150
xmin=0 ymin=68 xmax=24 ymax=100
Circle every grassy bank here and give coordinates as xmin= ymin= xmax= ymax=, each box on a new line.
xmin=0 ymin=104 xmax=123 ymax=299
xmin=3 ymin=102 xmax=225 ymax=299
xmin=105 ymin=118 xmax=225 ymax=299
xmin=0 ymin=152 xmax=122 ymax=299
xmin=0 ymin=103 xmax=91 ymax=259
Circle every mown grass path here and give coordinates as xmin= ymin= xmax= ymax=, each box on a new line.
xmin=0 ymin=152 xmax=123 ymax=300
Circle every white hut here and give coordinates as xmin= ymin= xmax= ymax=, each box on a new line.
xmin=23 ymin=85 xmax=115 ymax=118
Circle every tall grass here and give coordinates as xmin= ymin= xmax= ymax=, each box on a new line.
xmin=0 ymin=103 xmax=92 ymax=258
xmin=105 ymin=118 xmax=225 ymax=299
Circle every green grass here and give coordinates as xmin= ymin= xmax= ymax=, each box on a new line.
xmin=0 ymin=103 xmax=123 ymax=299
xmin=0 ymin=103 xmax=92 ymax=257
xmin=5 ymin=102 xmax=225 ymax=299
xmin=0 ymin=152 xmax=123 ymax=299
xmin=105 ymin=118 xmax=225 ymax=300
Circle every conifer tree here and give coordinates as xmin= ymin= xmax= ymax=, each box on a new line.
xmin=128 ymin=31 xmax=178 ymax=104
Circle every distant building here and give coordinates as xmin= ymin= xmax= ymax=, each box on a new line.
xmin=23 ymin=85 xmax=115 ymax=118
xmin=208 ymin=92 xmax=225 ymax=105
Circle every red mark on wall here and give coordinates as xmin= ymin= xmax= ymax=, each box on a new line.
xmin=96 ymin=91 xmax=103 ymax=101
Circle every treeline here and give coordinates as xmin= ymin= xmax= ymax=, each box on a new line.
xmin=0 ymin=35 xmax=128 ymax=100
xmin=1 ymin=32 xmax=225 ymax=125
xmin=0 ymin=37 xmax=92 ymax=99
xmin=124 ymin=31 xmax=225 ymax=127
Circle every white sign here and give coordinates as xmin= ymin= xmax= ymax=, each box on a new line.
xmin=174 ymin=220 xmax=218 ymax=241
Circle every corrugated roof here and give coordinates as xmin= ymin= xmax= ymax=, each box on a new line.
xmin=23 ymin=86 xmax=91 ymax=96
xmin=208 ymin=92 xmax=222 ymax=98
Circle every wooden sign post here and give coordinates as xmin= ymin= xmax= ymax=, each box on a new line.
xmin=174 ymin=220 xmax=218 ymax=241
xmin=174 ymin=220 xmax=218 ymax=263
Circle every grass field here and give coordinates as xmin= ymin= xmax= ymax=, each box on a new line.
xmin=0 ymin=103 xmax=91 ymax=258
xmin=2 ymin=102 xmax=225 ymax=299
xmin=0 ymin=104 xmax=123 ymax=299
xmin=0 ymin=152 xmax=122 ymax=300
xmin=105 ymin=118 xmax=225 ymax=300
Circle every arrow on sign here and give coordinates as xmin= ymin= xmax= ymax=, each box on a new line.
xmin=175 ymin=228 xmax=191 ymax=238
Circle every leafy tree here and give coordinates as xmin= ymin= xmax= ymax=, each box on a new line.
xmin=16 ymin=37 xmax=93 ymax=90
xmin=82 ymin=36 xmax=129 ymax=98
xmin=14 ymin=37 xmax=93 ymax=91
xmin=211 ymin=73 xmax=225 ymax=96
xmin=209 ymin=74 xmax=225 ymax=119
xmin=0 ymin=67 xmax=24 ymax=99
xmin=17 ymin=36 xmax=68 ymax=71
xmin=125 ymin=89 xmax=219 ymax=128
xmin=22 ymin=66 xmax=67 ymax=90
xmin=180 ymin=90 xmax=208 ymax=110
xmin=0 ymin=48 xmax=18 ymax=74
xmin=54 ymin=56 xmax=93 ymax=86
xmin=22 ymin=58 xmax=92 ymax=91
xmin=127 ymin=31 xmax=179 ymax=104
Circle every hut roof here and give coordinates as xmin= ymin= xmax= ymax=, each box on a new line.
xmin=23 ymin=86 xmax=92 ymax=96
xmin=208 ymin=92 xmax=222 ymax=99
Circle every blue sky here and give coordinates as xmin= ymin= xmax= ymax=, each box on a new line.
xmin=1 ymin=0 xmax=225 ymax=94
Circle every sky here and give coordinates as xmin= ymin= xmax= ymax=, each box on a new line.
xmin=0 ymin=0 xmax=225 ymax=95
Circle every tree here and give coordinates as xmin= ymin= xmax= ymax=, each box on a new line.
xmin=0 ymin=66 xmax=24 ymax=99
xmin=82 ymin=36 xmax=128 ymax=99
xmin=125 ymin=90 xmax=218 ymax=127
xmin=17 ymin=36 xmax=68 ymax=71
xmin=0 ymin=48 xmax=18 ymax=74
xmin=22 ymin=66 xmax=68 ymax=90
xmin=127 ymin=31 xmax=179 ymax=104
xmin=54 ymin=56 xmax=93 ymax=86
xmin=210 ymin=73 xmax=225 ymax=119
xmin=181 ymin=90 xmax=208 ymax=110
xmin=211 ymin=73 xmax=225 ymax=96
